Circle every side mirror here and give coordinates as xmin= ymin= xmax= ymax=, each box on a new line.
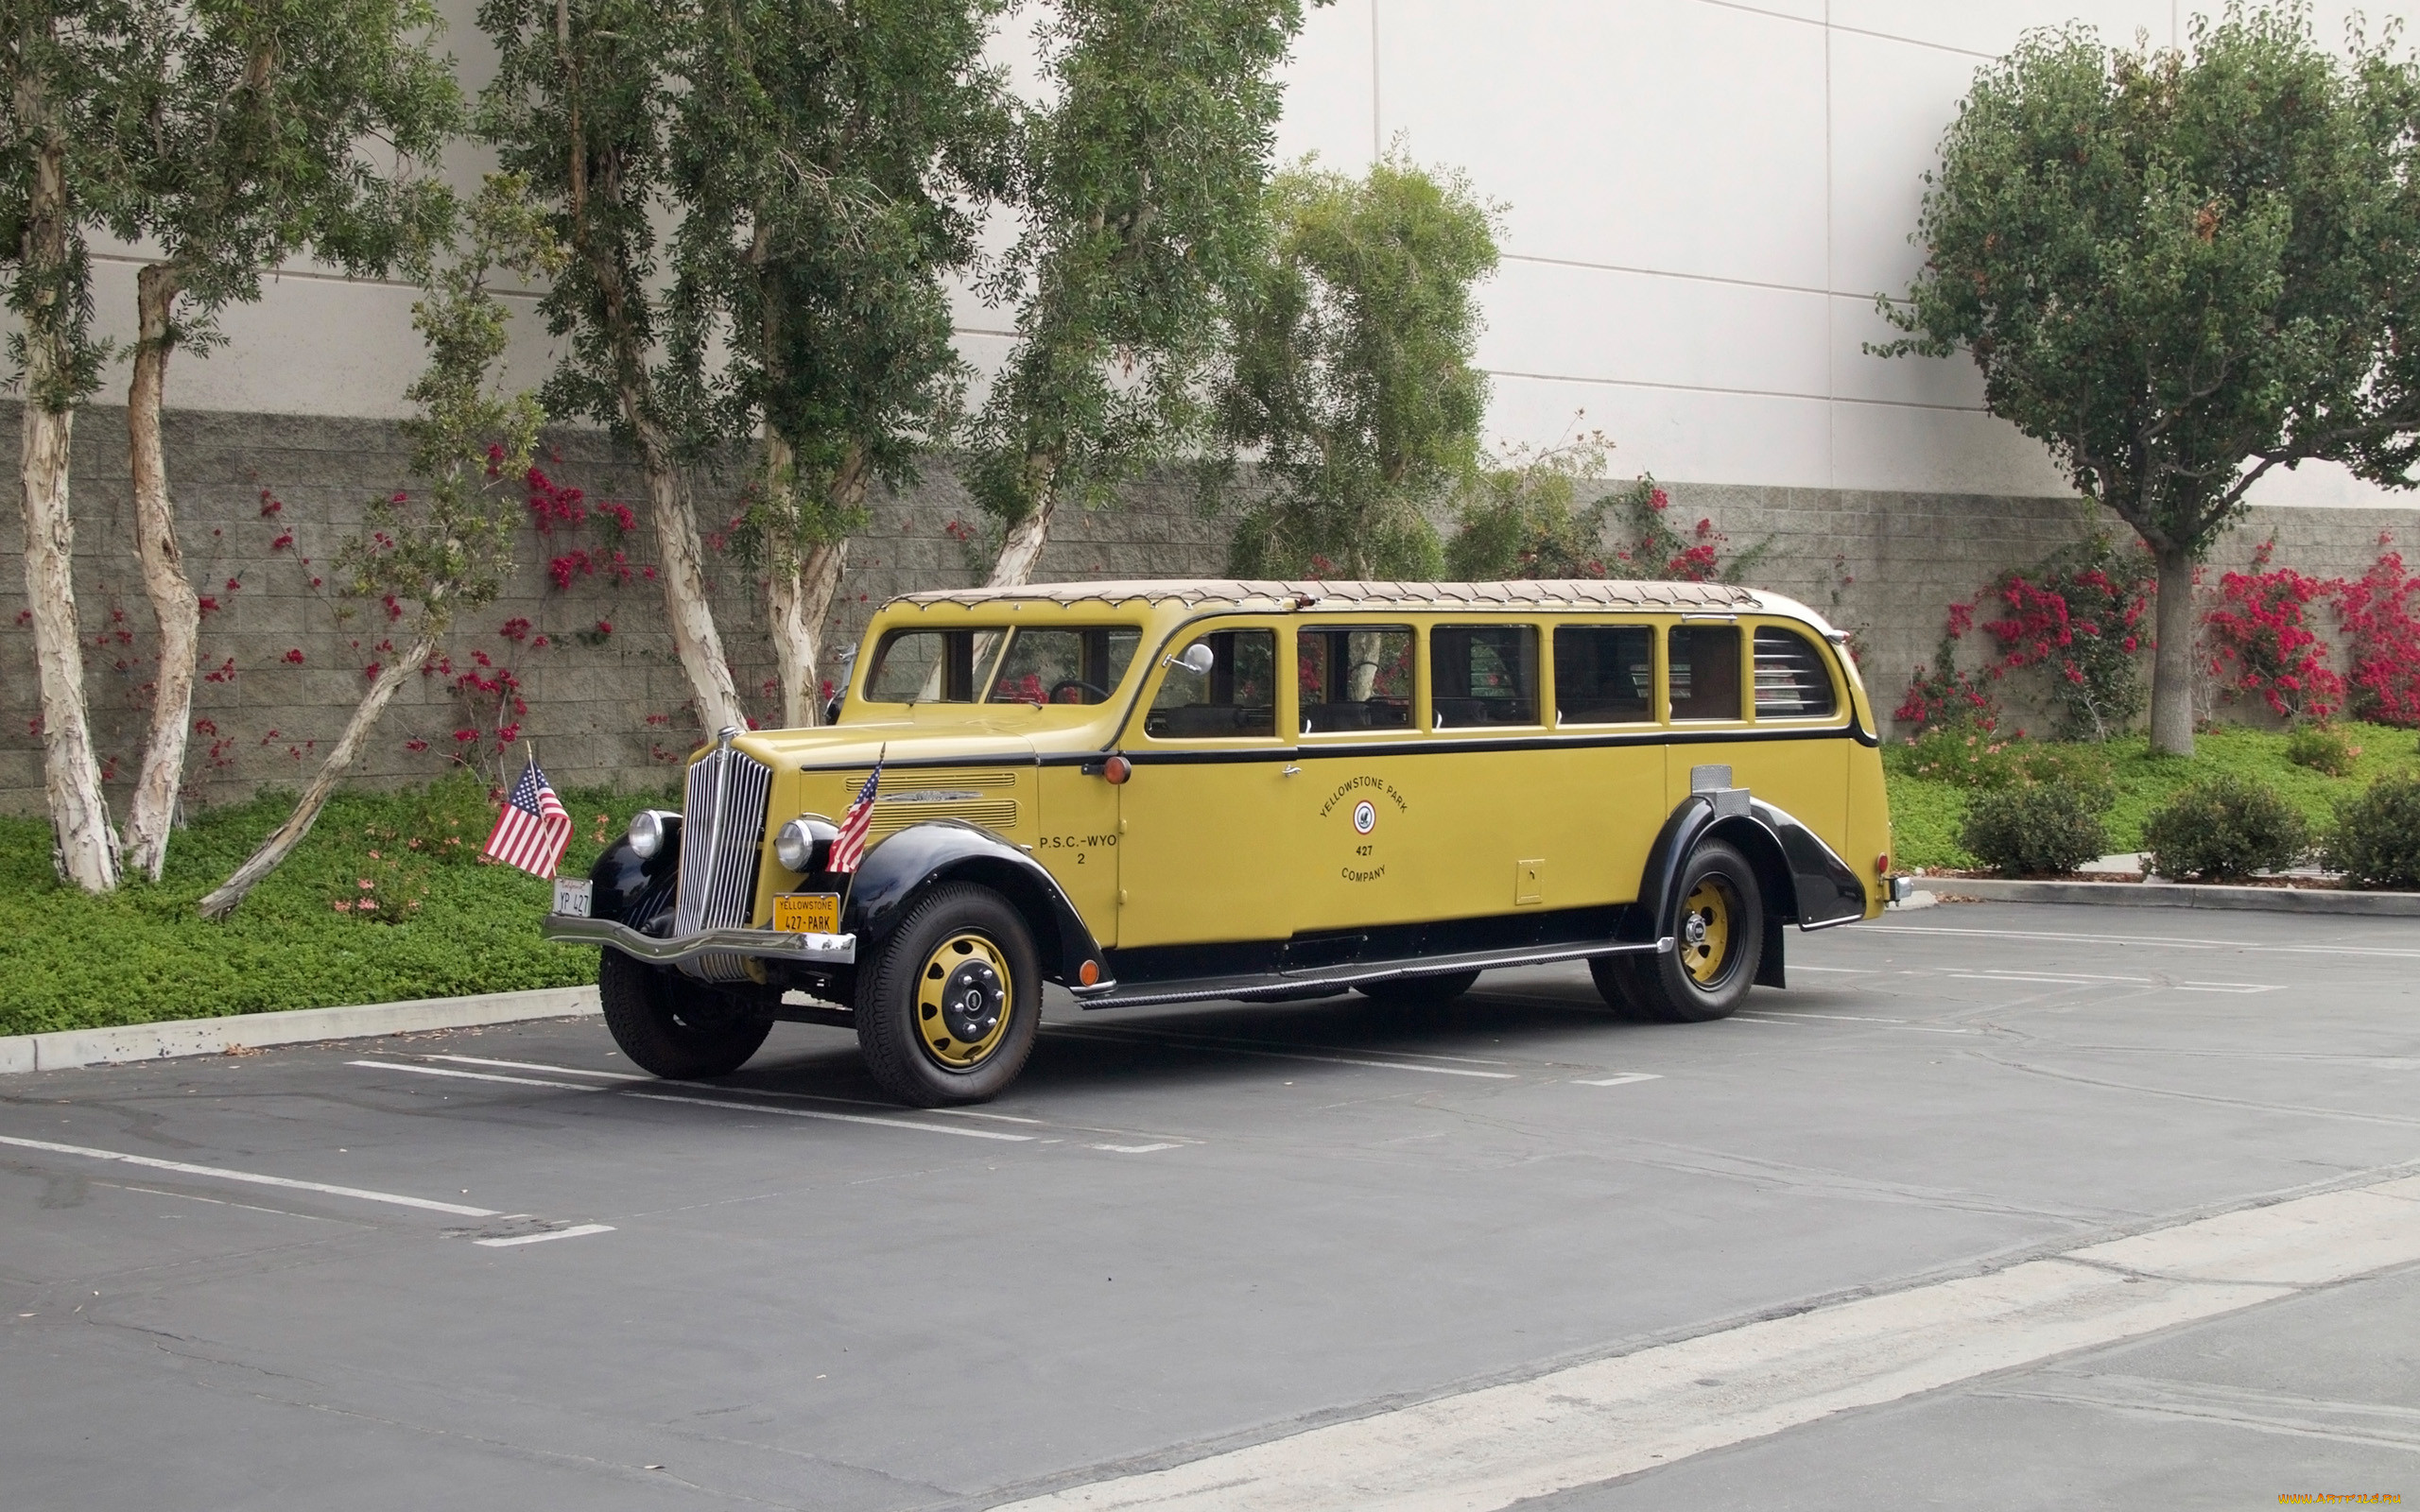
xmin=1167 ymin=642 xmax=1216 ymax=677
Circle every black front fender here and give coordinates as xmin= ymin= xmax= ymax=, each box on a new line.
xmin=587 ymin=834 xmax=677 ymax=932
xmin=835 ymin=820 xmax=1105 ymax=986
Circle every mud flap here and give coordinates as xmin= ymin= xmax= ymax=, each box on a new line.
xmin=1756 ymin=913 xmax=1786 ymax=988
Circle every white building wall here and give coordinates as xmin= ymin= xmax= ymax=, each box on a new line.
xmin=40 ymin=0 xmax=2420 ymax=509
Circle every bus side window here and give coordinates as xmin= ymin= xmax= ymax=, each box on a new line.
xmin=1753 ymin=627 xmax=1839 ymax=719
xmin=1430 ymin=626 xmax=1539 ymax=729
xmin=1552 ymin=625 xmax=1653 ymax=724
xmin=865 ymin=629 xmax=979 ymax=702
xmin=1668 ymin=626 xmax=1743 ymax=721
xmin=1298 ymin=627 xmax=1414 ymax=733
xmin=1145 ymin=629 xmax=1276 ymax=737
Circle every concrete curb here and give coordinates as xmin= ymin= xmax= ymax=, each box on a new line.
xmin=0 ymin=985 xmax=600 ymax=1075
xmin=1927 ymin=876 xmax=2420 ymax=917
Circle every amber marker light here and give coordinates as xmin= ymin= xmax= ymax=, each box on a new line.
xmin=1079 ymin=960 xmax=1100 ymax=987
xmin=1103 ymin=755 xmax=1132 ymax=784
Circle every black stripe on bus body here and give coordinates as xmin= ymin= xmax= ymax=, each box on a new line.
xmin=1112 ymin=723 xmax=1863 ymax=767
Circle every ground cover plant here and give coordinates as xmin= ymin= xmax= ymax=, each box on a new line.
xmin=0 ymin=774 xmax=670 ymax=1039
xmin=1886 ymin=722 xmax=2417 ymax=872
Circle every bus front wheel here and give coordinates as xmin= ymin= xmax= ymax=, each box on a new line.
xmin=855 ymin=883 xmax=1041 ymax=1107
xmin=1593 ymin=839 xmax=1764 ymax=1023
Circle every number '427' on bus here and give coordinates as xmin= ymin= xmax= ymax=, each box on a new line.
xmin=542 ymin=579 xmax=1909 ymax=1106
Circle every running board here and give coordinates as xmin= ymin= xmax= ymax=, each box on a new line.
xmin=1073 ymin=936 xmax=1674 ymax=1011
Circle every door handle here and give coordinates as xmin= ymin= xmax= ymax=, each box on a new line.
xmin=1281 ymin=765 xmax=1302 ymax=777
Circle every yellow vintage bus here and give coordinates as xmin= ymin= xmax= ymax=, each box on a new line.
xmin=544 ymin=579 xmax=1905 ymax=1105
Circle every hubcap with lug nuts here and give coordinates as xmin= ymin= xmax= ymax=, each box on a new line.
xmin=916 ymin=934 xmax=1013 ymax=1069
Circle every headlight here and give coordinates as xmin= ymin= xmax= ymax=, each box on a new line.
xmin=775 ymin=816 xmax=836 ymax=873
xmin=627 ymin=809 xmax=680 ymax=860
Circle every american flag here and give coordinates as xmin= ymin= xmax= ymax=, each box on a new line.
xmin=483 ymin=759 xmax=573 ymax=879
xmin=826 ymin=762 xmax=882 ymax=875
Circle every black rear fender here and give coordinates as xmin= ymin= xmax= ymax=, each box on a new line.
xmin=1632 ymin=792 xmax=1866 ymax=989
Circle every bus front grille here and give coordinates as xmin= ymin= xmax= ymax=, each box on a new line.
xmin=674 ymin=745 xmax=773 ymax=981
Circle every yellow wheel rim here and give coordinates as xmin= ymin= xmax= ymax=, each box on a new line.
xmin=915 ymin=932 xmax=1015 ymax=1069
xmin=1679 ymin=878 xmax=1736 ymax=986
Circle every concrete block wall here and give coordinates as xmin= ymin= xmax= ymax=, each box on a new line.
xmin=5 ymin=404 xmax=2415 ymax=816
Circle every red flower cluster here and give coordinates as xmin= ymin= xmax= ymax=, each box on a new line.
xmin=2203 ymin=556 xmax=2344 ymax=720
xmin=2332 ymin=542 xmax=2420 ymax=726
xmin=526 ymin=467 xmax=587 ymax=532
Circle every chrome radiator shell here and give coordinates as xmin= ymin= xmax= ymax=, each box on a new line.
xmin=673 ymin=736 xmax=774 ymax=981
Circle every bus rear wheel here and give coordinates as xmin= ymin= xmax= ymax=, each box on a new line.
xmin=855 ymin=884 xmax=1041 ymax=1107
xmin=1592 ymin=839 xmax=1763 ymax=1023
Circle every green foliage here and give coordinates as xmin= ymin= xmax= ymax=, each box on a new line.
xmin=1960 ymin=782 xmax=2112 ymax=876
xmin=0 ymin=776 xmax=673 ymax=1037
xmin=2325 ymin=771 xmax=2420 ymax=889
xmin=1444 ymin=432 xmax=1617 ymax=579
xmin=341 ymin=175 xmax=562 ymax=639
xmin=2142 ymin=773 xmax=2310 ymax=880
xmin=1 ymin=0 xmax=146 ymax=409
xmin=669 ymin=0 xmax=1011 ymax=564
xmin=1886 ymin=722 xmax=2411 ymax=871
xmin=1223 ymin=152 xmax=1500 ymax=578
xmin=969 ymin=0 xmax=1307 ymax=537
xmin=2286 ymin=721 xmax=2362 ymax=776
xmin=477 ymin=0 xmax=695 ymax=450
xmin=1881 ymin=8 xmax=2420 ymax=547
xmin=1887 ymin=723 xmax=2118 ymax=806
xmin=104 ymin=0 xmax=461 ymax=348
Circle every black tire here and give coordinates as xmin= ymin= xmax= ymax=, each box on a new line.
xmin=855 ymin=884 xmax=1041 ymax=1107
xmin=1357 ymin=971 xmax=1481 ymax=1008
xmin=598 ymin=949 xmax=774 ymax=1078
xmin=1592 ymin=839 xmax=1764 ymax=1023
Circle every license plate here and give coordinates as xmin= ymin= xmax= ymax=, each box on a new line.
xmin=551 ymin=878 xmax=593 ymax=918
xmin=774 ymin=892 xmax=841 ymax=934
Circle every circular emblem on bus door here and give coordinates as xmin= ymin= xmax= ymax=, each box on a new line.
xmin=1352 ymin=800 xmax=1377 ymax=835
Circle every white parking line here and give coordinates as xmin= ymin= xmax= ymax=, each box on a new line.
xmin=351 ymin=1060 xmax=591 ymax=1091
xmin=475 ymin=1224 xmax=615 ymax=1248
xmin=1868 ymin=923 xmax=2420 ymax=961
xmin=429 ymin=1056 xmax=648 ymax=1081
xmin=1048 ymin=1027 xmax=1517 ymax=1078
xmin=626 ymin=1091 xmax=1034 ymax=1142
xmin=0 ymin=1134 xmax=498 ymax=1217
xmin=1575 ymin=1073 xmax=1662 ymax=1088
xmin=993 ymin=1172 xmax=2420 ymax=1512
xmin=2177 ymin=983 xmax=2286 ymax=994
xmin=1090 ymin=1143 xmax=1182 ymax=1155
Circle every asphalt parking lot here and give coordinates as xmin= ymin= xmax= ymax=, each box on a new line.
xmin=5 ymin=902 xmax=2417 ymax=1510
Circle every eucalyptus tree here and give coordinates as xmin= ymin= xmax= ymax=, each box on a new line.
xmin=1220 ymin=154 xmax=1500 ymax=579
xmin=111 ymin=0 xmax=457 ymax=881
xmin=967 ymin=0 xmax=1309 ymax=588
xmin=1876 ymin=7 xmax=2420 ymax=756
xmin=201 ymin=175 xmax=560 ymax=919
xmin=670 ymin=0 xmax=1011 ymax=728
xmin=4 ymin=0 xmax=143 ymax=891
xmin=478 ymin=0 xmax=744 ymax=737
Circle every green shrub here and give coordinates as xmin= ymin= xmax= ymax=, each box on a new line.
xmin=1960 ymin=784 xmax=2112 ymax=876
xmin=2008 ymin=744 xmax=2118 ymax=811
xmin=2325 ymin=772 xmax=2420 ymax=890
xmin=2285 ymin=722 xmax=2361 ymax=777
xmin=2142 ymin=775 xmax=2309 ymax=881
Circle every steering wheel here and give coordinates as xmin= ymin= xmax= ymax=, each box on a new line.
xmin=1051 ymin=678 xmax=1114 ymax=704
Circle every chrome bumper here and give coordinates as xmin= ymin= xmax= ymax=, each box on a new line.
xmin=541 ymin=914 xmax=857 ymax=967
xmin=1888 ymin=875 xmax=1916 ymax=904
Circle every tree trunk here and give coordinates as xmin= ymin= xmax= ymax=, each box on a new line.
xmin=198 ymin=636 xmax=437 ymax=919
xmin=125 ymin=263 xmax=200 ymax=881
xmin=2149 ymin=544 xmax=2198 ymax=758
xmin=14 ymin=75 xmax=118 ymax=894
xmin=984 ymin=458 xmax=1060 ymax=588
xmin=631 ymin=416 xmax=745 ymax=735
xmin=762 ymin=439 xmax=863 ymax=729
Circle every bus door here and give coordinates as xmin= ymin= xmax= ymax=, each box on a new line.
xmin=1289 ymin=623 xmax=1437 ymax=935
xmin=1115 ymin=624 xmax=1294 ymax=949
